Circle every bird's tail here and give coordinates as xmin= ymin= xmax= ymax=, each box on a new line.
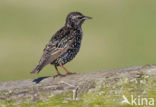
xmin=31 ymin=61 xmax=46 ymax=74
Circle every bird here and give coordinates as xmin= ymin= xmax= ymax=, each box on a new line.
xmin=31 ymin=12 xmax=92 ymax=77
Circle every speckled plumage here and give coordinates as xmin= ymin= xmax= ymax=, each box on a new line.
xmin=31 ymin=12 xmax=92 ymax=75
xmin=51 ymin=27 xmax=82 ymax=66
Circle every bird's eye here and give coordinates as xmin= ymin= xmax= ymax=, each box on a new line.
xmin=78 ymin=16 xmax=83 ymax=19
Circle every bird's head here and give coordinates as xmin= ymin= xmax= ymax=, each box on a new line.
xmin=65 ymin=12 xmax=92 ymax=28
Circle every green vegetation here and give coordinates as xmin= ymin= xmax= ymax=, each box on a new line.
xmin=0 ymin=0 xmax=156 ymax=81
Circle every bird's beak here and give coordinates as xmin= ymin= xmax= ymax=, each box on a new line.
xmin=83 ymin=16 xmax=92 ymax=20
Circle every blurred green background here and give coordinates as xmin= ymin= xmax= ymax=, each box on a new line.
xmin=0 ymin=0 xmax=156 ymax=81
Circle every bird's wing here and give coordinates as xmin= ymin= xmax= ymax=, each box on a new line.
xmin=46 ymin=38 xmax=74 ymax=63
xmin=44 ymin=27 xmax=74 ymax=54
xmin=40 ymin=27 xmax=74 ymax=66
xmin=31 ymin=37 xmax=74 ymax=74
xmin=31 ymin=27 xmax=74 ymax=74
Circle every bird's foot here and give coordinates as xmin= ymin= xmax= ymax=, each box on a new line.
xmin=53 ymin=74 xmax=65 ymax=78
xmin=66 ymin=72 xmax=76 ymax=75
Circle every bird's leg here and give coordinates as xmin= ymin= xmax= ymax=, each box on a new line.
xmin=60 ymin=64 xmax=75 ymax=75
xmin=55 ymin=66 xmax=61 ymax=75
xmin=54 ymin=66 xmax=65 ymax=77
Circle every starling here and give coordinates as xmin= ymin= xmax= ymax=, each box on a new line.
xmin=31 ymin=12 xmax=92 ymax=76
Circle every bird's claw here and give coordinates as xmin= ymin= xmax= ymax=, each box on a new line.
xmin=66 ymin=72 xmax=76 ymax=75
xmin=53 ymin=72 xmax=75 ymax=78
xmin=53 ymin=74 xmax=65 ymax=78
